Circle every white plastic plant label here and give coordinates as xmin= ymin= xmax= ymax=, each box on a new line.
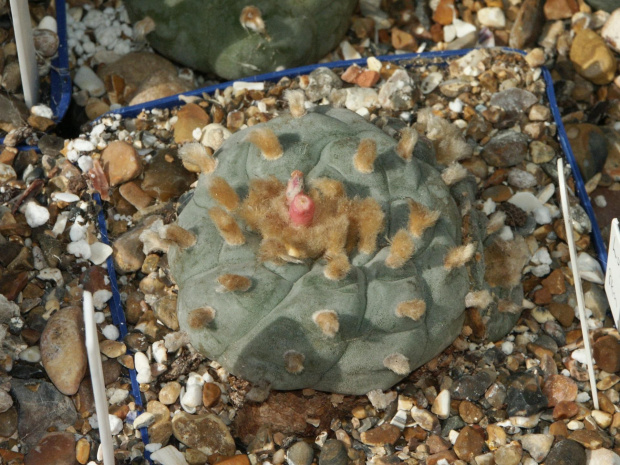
xmin=605 ymin=218 xmax=620 ymax=328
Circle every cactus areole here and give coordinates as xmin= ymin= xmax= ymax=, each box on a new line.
xmin=169 ymin=106 xmax=518 ymax=395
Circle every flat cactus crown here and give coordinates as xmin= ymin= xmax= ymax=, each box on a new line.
xmin=169 ymin=106 xmax=507 ymax=395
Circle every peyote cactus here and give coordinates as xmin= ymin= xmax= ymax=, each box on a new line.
xmin=168 ymin=106 xmax=526 ymax=395
xmin=123 ymin=0 xmax=358 ymax=80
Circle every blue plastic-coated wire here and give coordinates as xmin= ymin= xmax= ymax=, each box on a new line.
xmin=542 ymin=66 xmax=608 ymax=270
xmin=0 ymin=0 xmax=72 ymax=148
xmin=93 ymin=192 xmax=152 ymax=463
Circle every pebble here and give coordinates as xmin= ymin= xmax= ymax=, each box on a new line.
xmin=360 ymin=423 xmax=401 ymax=445
xmin=160 ymin=381 xmax=182 ymax=405
xmin=171 ymin=411 xmax=236 ymax=456
xmin=134 ymin=411 xmax=156 ymax=429
xmin=135 ymin=351 xmax=153 ymax=384
xmin=489 ymin=88 xmax=538 ymax=115
xmin=40 ymin=306 xmax=87 ymax=396
xmin=544 ymin=0 xmax=579 ymax=20
xmin=570 ymin=28 xmax=617 ymax=85
xmin=482 ymin=131 xmax=529 ymax=167
xmin=411 ymin=407 xmax=439 ymax=431
xmin=542 ymin=375 xmax=578 ymax=407
xmin=601 ymin=9 xmax=620 ymax=53
xmin=202 ymin=382 xmax=221 ymax=408
xmin=509 ymin=0 xmax=545 ymax=49
xmin=173 ymin=103 xmax=211 ymax=144
xmin=287 ymin=441 xmax=315 ymax=465
xmin=10 ymin=379 xmax=77 ymax=453
xmin=150 ymin=445 xmax=189 ymax=465
xmin=593 ymin=335 xmax=620 ymax=373
xmin=545 ymin=439 xmax=587 ymax=465
xmin=100 ymin=140 xmax=142 ymax=186
xmin=566 ymin=123 xmax=608 ymax=181
xmin=459 ymin=400 xmax=484 ymax=424
xmin=24 ymin=432 xmax=76 ymax=465
xmin=454 ymin=425 xmax=484 ymax=461
xmin=431 ymin=389 xmax=451 ymax=419
xmin=477 ymin=7 xmax=506 ymax=28
xmin=74 ymin=65 xmax=106 ymax=97
xmin=24 ymin=202 xmax=50 ymax=228
xmin=585 ymin=448 xmax=620 ymax=465
xmin=318 ymin=440 xmax=348 ymax=465
xmin=494 ymin=442 xmax=523 ymax=465
xmin=520 ymin=433 xmax=554 ymax=462
xmin=141 ymin=149 xmax=195 ymax=201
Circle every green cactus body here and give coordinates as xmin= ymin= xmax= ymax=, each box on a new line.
xmin=123 ymin=0 xmax=358 ymax=80
xmin=168 ymin=106 xmax=496 ymax=395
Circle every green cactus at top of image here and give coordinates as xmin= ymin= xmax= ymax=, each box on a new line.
xmin=167 ymin=104 xmax=527 ymax=395
xmin=123 ymin=0 xmax=358 ymax=80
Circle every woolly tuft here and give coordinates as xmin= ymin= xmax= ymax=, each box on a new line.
xmin=188 ymin=306 xmax=216 ymax=328
xmin=353 ymin=139 xmax=377 ymax=173
xmin=209 ymin=176 xmax=240 ymax=211
xmin=209 ymin=207 xmax=245 ymax=245
xmin=247 ymin=127 xmax=283 ymax=160
xmin=217 ymin=274 xmax=252 ymax=292
xmin=444 ymin=242 xmax=477 ymax=270
xmin=283 ymin=350 xmax=305 ymax=374
xmin=408 ymin=199 xmax=440 ymax=238
xmin=383 ymin=353 xmax=411 ymax=375
xmin=385 ymin=229 xmax=415 ymax=268
xmin=312 ymin=310 xmax=340 ymax=338
xmin=395 ymin=299 xmax=426 ymax=321
xmin=396 ymin=127 xmax=418 ymax=161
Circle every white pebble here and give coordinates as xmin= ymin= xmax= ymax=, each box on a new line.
xmin=89 ymin=242 xmax=113 ymax=265
xmin=73 ymin=139 xmax=96 ymax=152
xmin=537 ymin=183 xmax=555 ymax=203
xmin=102 ymin=324 xmax=120 ymax=341
xmin=594 ymin=195 xmax=607 ymax=207
xmin=449 ymin=98 xmax=463 ymax=113
xmin=77 ymin=155 xmax=94 ymax=173
xmin=576 ymin=391 xmax=590 ymax=403
xmin=501 ymin=341 xmax=514 ymax=355
xmin=38 ymin=16 xmax=57 ymax=33
xmin=19 ymin=346 xmax=41 ymax=363
xmin=567 ymin=420 xmax=584 ymax=430
xmin=477 ymin=7 xmax=506 ymax=28
xmin=74 ymin=66 xmax=106 ymax=97
xmin=108 ymin=388 xmax=129 ymax=404
xmin=571 ymin=348 xmax=589 ymax=365
xmin=108 ymin=414 xmax=123 ymax=435
xmin=133 ymin=412 xmax=156 ymax=430
xmin=94 ymin=312 xmax=106 ymax=324
xmin=135 ymin=352 xmax=152 ymax=383
xmin=31 ymin=104 xmax=54 ymax=119
xmin=508 ymin=192 xmax=544 ymax=212
xmin=498 ymin=226 xmax=514 ymax=241
xmin=52 ymin=212 xmax=69 ymax=237
xmin=153 ymin=341 xmax=167 ymax=364
xmin=38 ymin=267 xmax=64 ymax=286
xmin=531 ymin=247 xmax=552 ymax=265
xmin=150 ymin=445 xmax=189 ymax=465
xmin=67 ymin=240 xmax=92 ymax=260
xmin=573 ymin=253 xmax=605 ymax=284
xmin=533 ymin=206 xmax=551 ymax=224
xmin=340 ymin=40 xmax=361 ymax=60
xmin=24 ymin=202 xmax=50 ymax=228
xmin=453 ymin=19 xmax=477 ymax=38
xmin=181 ymin=384 xmax=203 ymax=409
xmin=51 ymin=192 xmax=80 ymax=203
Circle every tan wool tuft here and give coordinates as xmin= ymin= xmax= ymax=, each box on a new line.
xmin=324 ymin=253 xmax=351 ymax=281
xmin=385 ymin=229 xmax=415 ymax=268
xmin=441 ymin=162 xmax=468 ymax=186
xmin=444 ymin=242 xmax=476 ymax=270
xmin=310 ymin=178 xmax=346 ymax=199
xmin=283 ymin=350 xmax=305 ymax=374
xmin=395 ymin=299 xmax=426 ymax=321
xmin=284 ymin=89 xmax=307 ymax=118
xmin=396 ymin=127 xmax=418 ymax=161
xmin=498 ymin=299 xmax=521 ymax=314
xmin=246 ymin=127 xmax=283 ymax=160
xmin=178 ymin=142 xmax=217 ymax=173
xmin=160 ymin=224 xmax=196 ymax=249
xmin=486 ymin=211 xmax=506 ymax=236
xmin=408 ymin=199 xmax=440 ymax=238
xmin=217 ymin=274 xmax=251 ymax=292
xmin=208 ymin=207 xmax=246 ymax=245
xmin=312 ymin=310 xmax=340 ymax=338
xmin=355 ymin=197 xmax=385 ymax=254
xmin=353 ymin=139 xmax=377 ymax=174
xmin=383 ymin=353 xmax=411 ymax=376
xmin=465 ymin=290 xmax=493 ymax=310
xmin=188 ymin=306 xmax=216 ymax=329
xmin=209 ymin=176 xmax=240 ymax=211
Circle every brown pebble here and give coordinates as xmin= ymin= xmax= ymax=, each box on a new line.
xmin=568 ymin=429 xmax=606 ymax=449
xmin=101 ymin=140 xmax=142 ymax=187
xmin=76 ymin=437 xmax=90 ymax=464
xmin=361 ymin=424 xmax=401 ymax=446
xmin=593 ymin=335 xmax=620 ymax=373
xmin=174 ymin=103 xmax=211 ymax=144
xmin=203 ymin=382 xmax=221 ymax=408
xmin=24 ymin=432 xmax=75 ymax=465
xmin=553 ymin=400 xmax=579 ymax=420
xmin=549 ymin=302 xmax=574 ymax=328
xmin=459 ymin=400 xmax=484 ymax=424
xmin=454 ymin=426 xmax=485 ymax=462
xmin=549 ymin=420 xmax=569 ymax=438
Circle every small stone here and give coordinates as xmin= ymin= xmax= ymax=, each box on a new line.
xmin=490 ymin=88 xmax=538 ymax=115
xmin=549 ymin=302 xmax=574 ymax=327
xmin=602 ymin=9 xmax=620 ymax=53
xmin=391 ymin=29 xmax=417 ymax=51
xmin=101 ymin=140 xmax=142 ymax=186
xmin=134 ymin=412 xmax=156 ymax=429
xmin=431 ymin=389 xmax=451 ymax=419
xmin=477 ymin=7 xmax=506 ymax=27
xmin=482 ymin=131 xmax=529 ymax=168
xmin=568 ymin=430 xmax=606 ymax=449
xmin=172 ymin=411 xmax=235 ymax=456
xmin=529 ymin=104 xmax=550 ymax=122
xmin=113 ymin=216 xmax=161 ymax=273
xmin=427 ymin=451 xmax=458 ymax=465
xmin=40 ymin=306 xmax=87 ymax=396
xmin=174 ymin=104 xmax=211 ymax=144
xmin=74 ymin=66 xmax=106 ymax=97
xmin=550 ymin=421 xmax=569 ymax=438
xmin=202 ymin=382 xmax=221 ymax=408
xmin=433 ymin=0 xmax=456 ymax=25
xmin=543 ymin=375 xmax=578 ymax=407
xmin=570 ymin=29 xmax=617 ymax=85
xmin=0 ymin=407 xmax=18 ymax=437
xmin=593 ymin=335 xmax=620 ymax=373
xmin=525 ymin=49 xmax=546 ymax=68
xmin=454 ymin=426 xmax=484 ymax=461
xmin=487 ymin=424 xmax=507 ymax=450
xmin=592 ymin=410 xmax=612 ymax=429
xmin=141 ymin=149 xmax=195 ymax=202
xmin=24 ymin=432 xmax=76 ymax=465
xmin=287 ymin=441 xmax=314 ymax=465
xmin=216 ymin=455 xmax=251 ymax=465
xmin=544 ymin=0 xmax=579 ymax=19
xmin=160 ymin=381 xmax=182 ymax=405
xmin=360 ymin=424 xmax=401 ymax=446
xmin=451 ymin=370 xmax=496 ymax=401
xmin=494 ymin=443 xmax=523 ymax=465
xmin=10 ymin=379 xmax=77 ymax=453
xmin=148 ymin=400 xmax=173 ymax=445
xmin=509 ymin=0 xmax=545 ymax=49
xmin=318 ymin=440 xmax=348 ymax=465
xmin=150 ymin=445 xmax=188 ymax=465
xmin=119 ymin=181 xmax=154 ymax=210
xmin=585 ymin=448 xmax=620 ymax=465
xmin=459 ymin=400 xmax=484 ymax=424
xmin=545 ymin=439 xmax=586 ymax=465
xmin=506 ymin=373 xmax=548 ymax=417
xmin=76 ymin=437 xmax=90 ymax=464
xmin=520 ymin=433 xmax=554 ymax=462
xmin=553 ymin=401 xmax=579 ymax=420
xmin=411 ymin=407 xmax=439 ymax=431
xmin=154 ymin=295 xmax=180 ymax=331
